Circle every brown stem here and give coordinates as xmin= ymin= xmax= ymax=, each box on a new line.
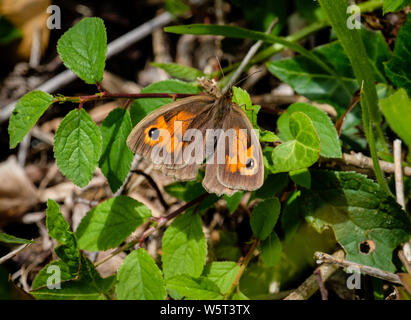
xmin=94 ymin=193 xmax=209 ymax=267
xmin=223 ymin=239 xmax=260 ymax=299
xmin=54 ymin=92 xmax=197 ymax=105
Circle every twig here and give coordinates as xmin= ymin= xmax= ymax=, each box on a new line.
xmin=223 ymin=239 xmax=260 ymax=299
xmin=222 ymin=19 xmax=278 ymax=93
xmin=0 ymin=12 xmax=175 ymax=123
xmin=132 ymin=169 xmax=169 ymax=211
xmin=394 ymin=139 xmax=405 ymax=210
xmin=314 ymin=251 xmax=402 ymax=285
xmin=0 ymin=243 xmax=32 ymax=265
xmin=314 ymin=269 xmax=328 ymax=300
xmin=17 ymin=133 xmax=31 ymax=167
xmin=398 ymin=250 xmax=411 ymax=275
xmin=336 ymin=152 xmax=411 ymax=177
xmin=94 ymin=193 xmax=209 ymax=267
xmin=29 ymin=26 xmax=42 ymax=68
xmin=284 ymin=250 xmax=345 ymax=300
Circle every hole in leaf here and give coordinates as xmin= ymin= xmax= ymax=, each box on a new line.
xmin=359 ymin=240 xmax=375 ymax=255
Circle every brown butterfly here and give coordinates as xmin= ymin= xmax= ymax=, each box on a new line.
xmin=126 ymin=79 xmax=264 ymax=196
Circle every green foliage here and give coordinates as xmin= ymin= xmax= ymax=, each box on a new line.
xmin=232 ymin=86 xmax=278 ymax=142
xmin=54 ymin=108 xmax=102 ymax=187
xmin=224 ymin=192 xmax=244 ymax=214
xmin=166 ymin=275 xmax=223 ymax=300
xmin=250 ymin=198 xmax=280 ymax=240
xmin=116 ymin=249 xmax=167 ymax=300
xmin=302 ymin=171 xmax=411 ymax=272
xmin=0 ymin=233 xmax=33 ymax=244
xmin=277 ymin=103 xmax=341 ymax=158
xmin=383 ymin=0 xmax=411 ymax=14
xmin=75 ymin=196 xmax=151 ymax=251
xmin=271 ymin=112 xmax=320 ymax=173
xmin=31 ymin=256 xmax=115 ymax=300
xmin=57 ymin=17 xmax=107 ymax=84
xmin=202 ymin=262 xmax=240 ymax=294
xmin=130 ymin=80 xmax=200 ymax=126
xmin=46 ymin=199 xmax=80 ymax=272
xmin=99 ymin=108 xmax=134 ymax=192
xmin=385 ymin=13 xmax=411 ymax=96
xmin=8 ymin=91 xmax=54 ymax=149
xmin=260 ymin=231 xmax=282 ymax=267
xmin=380 ymin=88 xmax=411 ymax=148
xmin=268 ymin=29 xmax=391 ymax=113
xmin=289 ymin=168 xmax=311 ymax=189
xmin=151 ymin=62 xmax=205 ymax=81
xmin=162 ymin=210 xmax=207 ymax=279
xmin=318 ymin=0 xmax=389 ymax=194
xmin=0 ymin=15 xmax=21 ymax=45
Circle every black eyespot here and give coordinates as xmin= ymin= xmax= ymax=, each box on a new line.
xmin=148 ymin=128 xmax=160 ymax=140
xmin=246 ymin=158 xmax=254 ymax=169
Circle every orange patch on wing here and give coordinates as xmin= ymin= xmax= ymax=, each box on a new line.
xmin=225 ymin=129 xmax=257 ymax=175
xmin=145 ymin=112 xmax=195 ymax=154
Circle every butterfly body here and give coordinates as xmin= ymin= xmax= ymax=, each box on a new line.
xmin=127 ymin=80 xmax=263 ymax=196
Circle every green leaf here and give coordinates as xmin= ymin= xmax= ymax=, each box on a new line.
xmin=99 ymin=108 xmax=133 ymax=192
xmin=54 ymin=108 xmax=102 ymax=187
xmin=57 ymin=17 xmax=107 ymax=84
xmin=260 ymin=231 xmax=282 ymax=267
xmin=46 ymin=199 xmax=80 ymax=271
xmin=31 ymin=256 xmax=115 ymax=300
xmin=267 ymin=43 xmax=358 ymax=111
xmin=8 ymin=91 xmax=54 ymax=149
xmin=232 ymin=291 xmax=250 ymax=300
xmin=166 ymin=275 xmax=223 ymax=300
xmin=302 ymin=170 xmax=411 ymax=272
xmin=165 ymin=24 xmax=336 ymax=78
xmin=268 ymin=28 xmax=391 ymax=112
xmin=76 ymin=196 xmax=151 ymax=251
xmin=0 ymin=15 xmax=21 ymax=45
xmin=162 ymin=210 xmax=207 ymax=279
xmin=278 ymin=103 xmax=341 ymax=158
xmin=130 ymin=80 xmax=200 ymax=126
xmin=281 ymin=191 xmax=302 ymax=241
xmin=232 ymin=86 xmax=278 ymax=142
xmin=151 ymin=62 xmax=205 ymax=81
xmin=253 ymin=173 xmax=289 ymax=199
xmin=116 ymin=249 xmax=166 ymax=300
xmin=0 ymin=233 xmax=33 ymax=244
xmin=250 ymin=198 xmax=281 ymax=240
xmin=271 ymin=112 xmax=320 ymax=173
xmin=224 ymin=192 xmax=244 ymax=214
xmin=380 ymin=89 xmax=411 ymax=148
xmin=165 ymin=0 xmax=190 ymax=16
xmin=383 ymin=0 xmax=411 ymax=14
xmin=289 ymin=168 xmax=311 ymax=189
xmin=213 ymin=231 xmax=242 ymax=262
xmin=202 ymin=262 xmax=240 ymax=293
xmin=385 ymin=13 xmax=411 ymax=96
xmin=31 ymin=260 xmax=77 ymax=290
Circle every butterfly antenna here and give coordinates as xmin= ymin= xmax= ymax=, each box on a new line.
xmin=232 ymin=69 xmax=263 ymax=87
xmin=215 ymin=56 xmax=225 ymax=79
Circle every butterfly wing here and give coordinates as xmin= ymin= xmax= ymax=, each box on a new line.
xmin=127 ymin=95 xmax=215 ymax=181
xmin=203 ymin=103 xmax=264 ymax=196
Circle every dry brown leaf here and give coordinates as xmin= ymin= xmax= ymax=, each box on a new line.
xmin=0 ymin=156 xmax=39 ymax=224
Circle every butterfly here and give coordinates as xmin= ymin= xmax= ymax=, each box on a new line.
xmin=126 ymin=78 xmax=264 ymax=196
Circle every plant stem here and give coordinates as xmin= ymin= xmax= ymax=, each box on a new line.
xmin=94 ymin=193 xmax=209 ymax=267
xmin=223 ymin=239 xmax=259 ymax=299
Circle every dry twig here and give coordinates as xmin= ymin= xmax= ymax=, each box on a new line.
xmin=314 ymin=251 xmax=402 ymax=285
